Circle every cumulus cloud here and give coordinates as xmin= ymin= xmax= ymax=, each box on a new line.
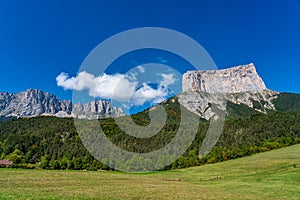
xmin=160 ymin=73 xmax=176 ymax=87
xmin=131 ymin=83 xmax=169 ymax=106
xmin=56 ymin=71 xmax=176 ymax=107
xmin=56 ymin=71 xmax=95 ymax=91
xmin=56 ymin=72 xmax=136 ymax=101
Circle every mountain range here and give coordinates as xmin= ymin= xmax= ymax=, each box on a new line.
xmin=1 ymin=63 xmax=300 ymax=172
xmin=1 ymin=63 xmax=299 ymax=119
xmin=0 ymin=89 xmax=123 ymax=119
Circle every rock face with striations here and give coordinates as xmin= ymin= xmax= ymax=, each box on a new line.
xmin=0 ymin=89 xmax=124 ymax=119
xmin=179 ymin=63 xmax=279 ymax=119
xmin=182 ymin=63 xmax=267 ymax=94
xmin=70 ymin=100 xmax=124 ymax=119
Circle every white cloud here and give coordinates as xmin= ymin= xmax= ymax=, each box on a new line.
xmin=56 ymin=71 xmax=136 ymax=101
xmin=56 ymin=71 xmax=176 ymax=107
xmin=56 ymin=71 xmax=95 ymax=91
xmin=137 ymin=65 xmax=145 ymax=73
xmin=131 ymin=83 xmax=169 ymax=106
xmin=160 ymin=73 xmax=176 ymax=87
xmin=93 ymin=73 xmax=137 ymax=101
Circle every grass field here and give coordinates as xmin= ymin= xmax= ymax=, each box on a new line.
xmin=1 ymin=144 xmax=300 ymax=200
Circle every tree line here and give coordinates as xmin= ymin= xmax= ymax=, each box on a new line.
xmin=0 ymin=98 xmax=300 ymax=170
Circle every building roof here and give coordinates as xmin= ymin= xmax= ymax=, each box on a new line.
xmin=0 ymin=159 xmax=13 ymax=165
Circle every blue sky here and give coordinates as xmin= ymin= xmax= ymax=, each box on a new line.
xmin=0 ymin=0 xmax=300 ymax=111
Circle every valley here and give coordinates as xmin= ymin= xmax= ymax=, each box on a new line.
xmin=1 ymin=144 xmax=299 ymax=199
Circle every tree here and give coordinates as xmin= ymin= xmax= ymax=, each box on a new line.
xmin=72 ymin=157 xmax=82 ymax=170
xmin=6 ymin=149 xmax=23 ymax=164
xmin=59 ymin=155 xmax=70 ymax=170
xmin=49 ymin=159 xmax=60 ymax=169
xmin=40 ymin=155 xmax=50 ymax=169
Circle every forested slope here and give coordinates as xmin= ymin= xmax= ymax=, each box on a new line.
xmin=1 ymin=97 xmax=300 ymax=170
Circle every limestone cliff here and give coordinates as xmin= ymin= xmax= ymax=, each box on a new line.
xmin=182 ymin=63 xmax=267 ymax=94
xmin=0 ymin=89 xmax=124 ymax=119
xmin=179 ymin=63 xmax=279 ymax=119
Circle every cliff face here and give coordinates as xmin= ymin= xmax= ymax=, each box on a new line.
xmin=0 ymin=63 xmax=281 ymax=120
xmin=179 ymin=63 xmax=279 ymax=119
xmin=0 ymin=89 xmax=123 ymax=119
xmin=182 ymin=63 xmax=266 ymax=94
xmin=71 ymin=100 xmax=124 ymax=119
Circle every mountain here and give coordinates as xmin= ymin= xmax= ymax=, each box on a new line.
xmin=0 ymin=63 xmax=298 ymax=120
xmin=182 ymin=63 xmax=266 ymax=94
xmin=179 ymin=63 xmax=284 ymax=119
xmin=0 ymin=89 xmax=124 ymax=119
xmin=1 ymin=63 xmax=300 ymax=171
xmin=1 ymin=97 xmax=299 ymax=171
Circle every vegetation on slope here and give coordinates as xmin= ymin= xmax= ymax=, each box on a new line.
xmin=0 ymin=97 xmax=300 ymax=170
xmin=225 ymin=101 xmax=260 ymax=118
xmin=0 ymin=116 xmax=16 ymax=122
xmin=273 ymin=92 xmax=300 ymax=112
xmin=1 ymin=144 xmax=300 ymax=199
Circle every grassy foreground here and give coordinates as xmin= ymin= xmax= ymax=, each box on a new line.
xmin=1 ymin=144 xmax=300 ymax=200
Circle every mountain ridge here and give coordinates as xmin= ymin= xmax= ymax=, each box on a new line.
xmin=0 ymin=89 xmax=124 ymax=119
xmin=179 ymin=63 xmax=282 ymax=119
xmin=182 ymin=63 xmax=266 ymax=94
xmin=1 ymin=63 xmax=299 ymax=120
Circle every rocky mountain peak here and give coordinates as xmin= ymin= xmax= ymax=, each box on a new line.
xmin=179 ymin=63 xmax=279 ymax=120
xmin=0 ymin=89 xmax=123 ymax=119
xmin=182 ymin=63 xmax=266 ymax=94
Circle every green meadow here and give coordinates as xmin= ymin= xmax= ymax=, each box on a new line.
xmin=1 ymin=144 xmax=300 ymax=200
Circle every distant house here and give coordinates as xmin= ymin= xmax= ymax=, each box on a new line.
xmin=0 ymin=159 xmax=13 ymax=167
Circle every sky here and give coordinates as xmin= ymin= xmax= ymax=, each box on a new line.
xmin=0 ymin=0 xmax=300 ymax=113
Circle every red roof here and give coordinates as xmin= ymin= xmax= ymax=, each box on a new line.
xmin=0 ymin=159 xmax=13 ymax=165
